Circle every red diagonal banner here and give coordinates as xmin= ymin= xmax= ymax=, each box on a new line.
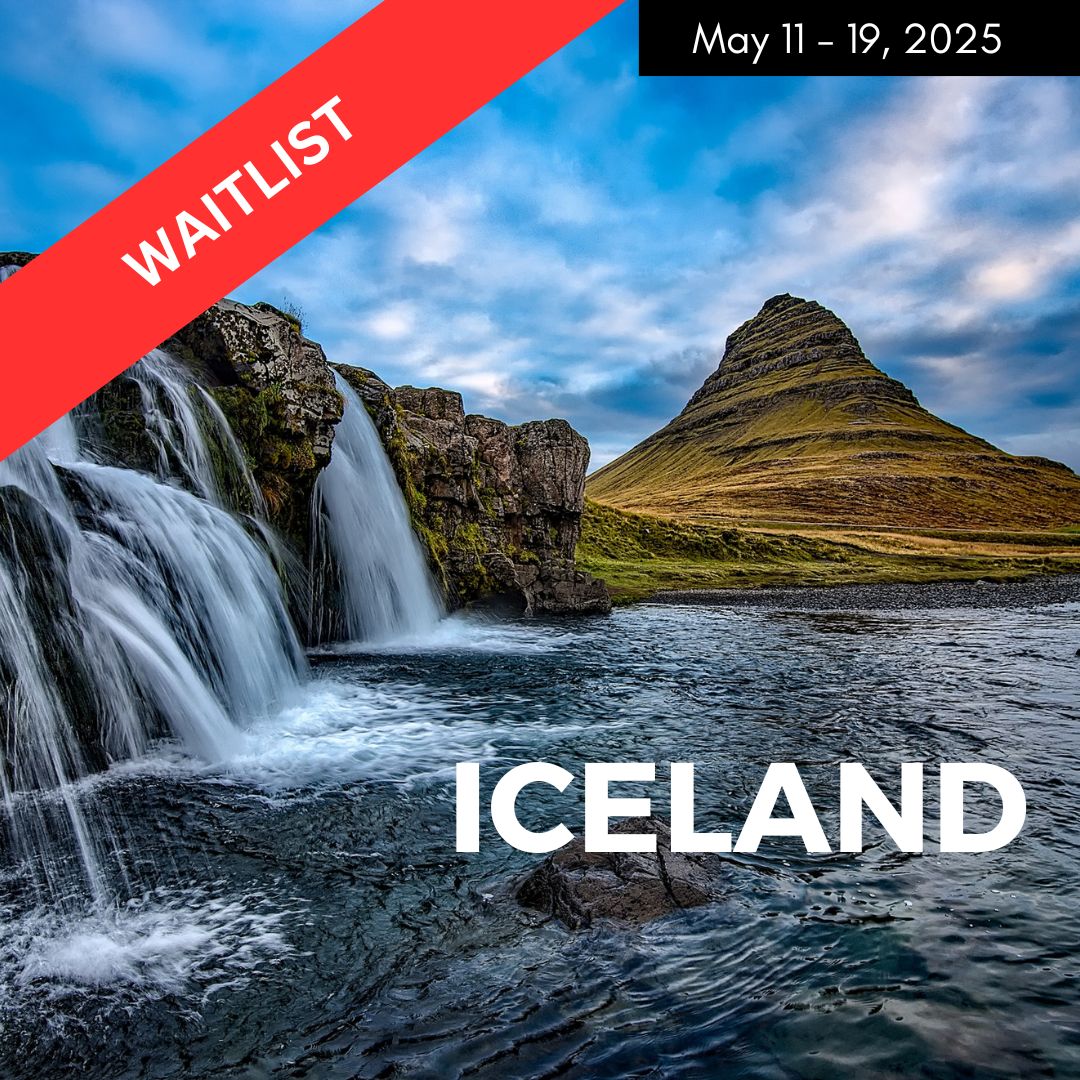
xmin=0 ymin=0 xmax=623 ymax=461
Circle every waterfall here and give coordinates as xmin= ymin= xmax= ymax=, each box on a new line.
xmin=1 ymin=262 xmax=446 ymax=919
xmin=310 ymin=373 xmax=443 ymax=643
xmin=0 ymin=333 xmax=305 ymax=907
xmin=74 ymin=346 xmax=267 ymax=518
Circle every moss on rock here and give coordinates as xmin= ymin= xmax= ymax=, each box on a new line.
xmin=165 ymin=299 xmax=344 ymax=551
xmin=336 ymin=364 xmax=610 ymax=614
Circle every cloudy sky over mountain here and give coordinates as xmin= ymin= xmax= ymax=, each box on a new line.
xmin=3 ymin=3 xmax=1078 ymax=467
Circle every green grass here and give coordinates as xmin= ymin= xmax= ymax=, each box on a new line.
xmin=733 ymin=521 xmax=1080 ymax=544
xmin=577 ymin=501 xmax=1080 ymax=604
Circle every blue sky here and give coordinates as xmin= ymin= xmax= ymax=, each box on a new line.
xmin=2 ymin=4 xmax=1079 ymax=469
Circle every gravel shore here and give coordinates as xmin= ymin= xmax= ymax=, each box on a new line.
xmin=649 ymin=575 xmax=1080 ymax=611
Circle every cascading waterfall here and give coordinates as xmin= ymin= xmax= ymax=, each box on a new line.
xmin=1 ymin=262 xmax=444 ymax=938
xmin=125 ymin=348 xmax=267 ymax=516
xmin=310 ymin=372 xmax=444 ymax=644
xmin=0 ymin=324 xmax=305 ymax=909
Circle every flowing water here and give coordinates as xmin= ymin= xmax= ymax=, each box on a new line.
xmin=1 ymin=594 xmax=1078 ymax=1079
xmin=0 ymin=310 xmax=441 ymax=928
xmin=0 ymin=348 xmax=305 ymax=903
xmin=125 ymin=348 xmax=266 ymax=515
xmin=309 ymin=373 xmax=443 ymax=645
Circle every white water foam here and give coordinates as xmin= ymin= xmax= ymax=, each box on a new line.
xmin=1 ymin=887 xmax=292 ymax=1003
xmin=312 ymin=611 xmax=583 ymax=656
xmin=218 ymin=679 xmax=500 ymax=790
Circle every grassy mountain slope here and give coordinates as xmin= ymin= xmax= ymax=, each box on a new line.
xmin=588 ymin=295 xmax=1080 ymax=530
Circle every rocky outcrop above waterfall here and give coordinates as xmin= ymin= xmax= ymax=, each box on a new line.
xmin=337 ymin=366 xmax=611 ymax=615
xmin=0 ymin=257 xmax=606 ymax=614
xmin=164 ymin=300 xmax=343 ymax=545
xmin=0 ymin=251 xmax=35 ymax=269
xmin=516 ymin=817 xmax=726 ymax=928
xmin=24 ymin=274 xmax=346 ymax=551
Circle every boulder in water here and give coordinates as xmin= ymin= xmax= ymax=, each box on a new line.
xmin=516 ymin=817 xmax=727 ymax=928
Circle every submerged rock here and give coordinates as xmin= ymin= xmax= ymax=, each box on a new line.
xmin=337 ymin=365 xmax=611 ymax=615
xmin=516 ymin=818 xmax=725 ymax=928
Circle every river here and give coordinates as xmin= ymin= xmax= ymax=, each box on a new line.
xmin=2 ymin=588 xmax=1078 ymax=1079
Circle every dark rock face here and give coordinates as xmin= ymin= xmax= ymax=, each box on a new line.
xmin=49 ymin=294 xmax=344 ymax=555
xmin=516 ymin=818 xmax=725 ymax=928
xmin=337 ymin=365 xmax=611 ymax=615
xmin=77 ymin=375 xmax=162 ymax=479
xmin=164 ymin=300 xmax=344 ymax=547
xmin=0 ymin=486 xmax=105 ymax=781
xmin=685 ymin=294 xmax=918 ymax=413
xmin=0 ymin=251 xmax=36 ymax=269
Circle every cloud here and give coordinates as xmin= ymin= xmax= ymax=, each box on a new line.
xmin=366 ymin=302 xmax=417 ymax=341
xmin=72 ymin=0 xmax=227 ymax=84
xmin=246 ymin=70 xmax=1080 ymax=472
xmin=2 ymin=3 xmax=1077 ymax=470
xmin=1000 ymin=427 xmax=1080 ymax=468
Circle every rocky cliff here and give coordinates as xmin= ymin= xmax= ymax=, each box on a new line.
xmin=0 ymin=247 xmax=343 ymax=551
xmin=165 ymin=300 xmax=344 ymax=548
xmin=337 ymin=365 xmax=611 ymax=614
xmin=0 ymin=485 xmax=107 ymax=777
xmin=589 ymin=294 xmax=1080 ymax=530
xmin=1 ymin=252 xmax=607 ymax=617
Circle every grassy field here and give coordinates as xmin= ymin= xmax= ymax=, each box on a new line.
xmin=577 ymin=500 xmax=1080 ymax=604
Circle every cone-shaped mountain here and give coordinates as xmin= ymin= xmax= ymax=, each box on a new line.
xmin=588 ymin=295 xmax=1080 ymax=529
